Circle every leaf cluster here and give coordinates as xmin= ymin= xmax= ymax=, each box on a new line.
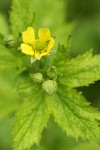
xmin=0 ymin=0 xmax=100 ymax=150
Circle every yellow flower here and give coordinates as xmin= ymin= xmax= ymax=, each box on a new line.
xmin=21 ymin=27 xmax=54 ymax=60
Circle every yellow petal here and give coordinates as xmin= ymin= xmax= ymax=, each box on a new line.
xmin=38 ymin=28 xmax=51 ymax=41
xmin=47 ymin=37 xmax=55 ymax=51
xmin=22 ymin=27 xmax=35 ymax=44
xmin=21 ymin=43 xmax=34 ymax=56
xmin=40 ymin=51 xmax=48 ymax=57
xmin=34 ymin=51 xmax=49 ymax=60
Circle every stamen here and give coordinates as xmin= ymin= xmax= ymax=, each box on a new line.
xmin=34 ymin=40 xmax=46 ymax=51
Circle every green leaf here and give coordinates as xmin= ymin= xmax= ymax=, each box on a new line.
xmin=0 ymin=13 xmax=9 ymax=36
xmin=0 ymin=44 xmax=26 ymax=74
xmin=10 ymin=0 xmax=35 ymax=37
xmin=0 ymin=77 xmax=19 ymax=120
xmin=0 ymin=33 xmax=4 ymax=40
xmin=12 ymin=85 xmax=50 ymax=150
xmin=53 ymin=36 xmax=71 ymax=67
xmin=49 ymin=86 xmax=100 ymax=143
xmin=0 ymin=44 xmax=17 ymax=70
xmin=0 ymin=33 xmax=4 ymax=45
xmin=70 ymin=142 xmax=100 ymax=150
xmin=57 ymin=50 xmax=100 ymax=88
xmin=16 ymin=71 xmax=37 ymax=100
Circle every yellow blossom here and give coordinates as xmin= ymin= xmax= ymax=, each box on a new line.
xmin=21 ymin=27 xmax=54 ymax=60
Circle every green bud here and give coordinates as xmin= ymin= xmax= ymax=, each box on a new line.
xmin=31 ymin=73 xmax=43 ymax=83
xmin=46 ymin=66 xmax=57 ymax=79
xmin=42 ymin=80 xmax=57 ymax=96
xmin=4 ymin=34 xmax=16 ymax=48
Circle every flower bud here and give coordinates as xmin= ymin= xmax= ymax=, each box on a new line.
xmin=42 ymin=80 xmax=57 ymax=96
xmin=4 ymin=34 xmax=16 ymax=48
xmin=31 ymin=73 xmax=43 ymax=83
xmin=46 ymin=66 xmax=57 ymax=79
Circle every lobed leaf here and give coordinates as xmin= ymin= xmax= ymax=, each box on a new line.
xmin=10 ymin=0 xmax=35 ymax=37
xmin=49 ymin=86 xmax=100 ymax=143
xmin=57 ymin=50 xmax=100 ymax=88
xmin=12 ymin=86 xmax=50 ymax=150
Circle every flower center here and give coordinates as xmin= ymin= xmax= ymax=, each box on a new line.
xmin=34 ymin=40 xmax=46 ymax=51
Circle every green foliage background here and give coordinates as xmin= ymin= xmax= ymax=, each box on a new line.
xmin=0 ymin=0 xmax=100 ymax=150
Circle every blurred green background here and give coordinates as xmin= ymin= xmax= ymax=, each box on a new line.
xmin=0 ymin=0 xmax=100 ymax=150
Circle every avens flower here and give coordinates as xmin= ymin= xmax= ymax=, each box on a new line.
xmin=21 ymin=27 xmax=54 ymax=60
